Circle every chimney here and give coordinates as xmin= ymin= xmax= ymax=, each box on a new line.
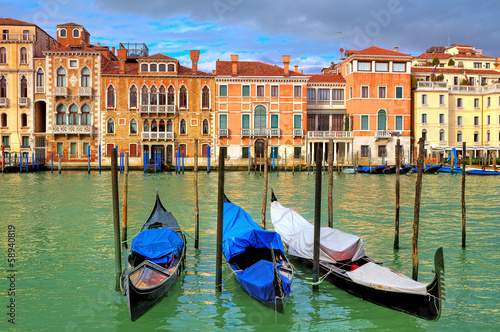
xmin=117 ymin=48 xmax=128 ymax=60
xmin=294 ymin=65 xmax=298 ymax=73
xmin=394 ymin=46 xmax=399 ymax=52
xmin=111 ymin=46 xmax=115 ymax=55
xmin=119 ymin=59 xmax=125 ymax=74
xmin=282 ymin=55 xmax=290 ymax=76
xmin=97 ymin=42 xmax=100 ymax=47
xmin=190 ymin=50 xmax=200 ymax=75
xmin=231 ymin=55 xmax=239 ymax=76
xmin=212 ymin=70 xmax=216 ymax=75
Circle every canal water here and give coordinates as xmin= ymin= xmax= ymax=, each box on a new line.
xmin=0 ymin=170 xmax=499 ymax=331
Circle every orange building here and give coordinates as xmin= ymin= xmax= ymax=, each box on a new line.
xmin=215 ymin=55 xmax=308 ymax=167
xmin=339 ymin=46 xmax=412 ymax=164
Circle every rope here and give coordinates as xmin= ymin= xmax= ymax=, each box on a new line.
xmin=288 ymin=261 xmax=335 ymax=286
xmin=215 ymin=269 xmax=242 ymax=288
xmin=183 ymin=231 xmax=196 ymax=240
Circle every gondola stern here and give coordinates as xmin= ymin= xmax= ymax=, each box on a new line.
xmin=271 ymin=189 xmax=277 ymax=202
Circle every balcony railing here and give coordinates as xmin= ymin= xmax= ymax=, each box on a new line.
xmin=376 ymin=130 xmax=391 ymax=138
xmin=450 ymin=85 xmax=481 ymax=94
xmin=416 ymin=82 xmax=449 ymax=90
xmin=52 ymin=124 xmax=93 ymax=135
xmin=0 ymin=33 xmax=35 ymax=42
xmin=78 ymin=87 xmax=92 ymax=97
xmin=293 ymin=129 xmax=303 ymax=137
xmin=141 ymin=131 xmax=174 ymax=140
xmin=0 ymin=97 xmax=7 ymax=107
xmin=18 ymin=97 xmax=28 ymax=107
xmin=241 ymin=128 xmax=280 ymax=137
xmin=219 ymin=129 xmax=228 ymax=137
xmin=35 ymin=86 xmax=44 ymax=94
xmin=54 ymin=87 xmax=68 ymax=97
xmin=140 ymin=104 xmax=176 ymax=115
xmin=307 ymin=131 xmax=352 ymax=139
xmin=439 ymin=141 xmax=447 ymax=146
xmin=307 ymin=100 xmax=345 ymax=108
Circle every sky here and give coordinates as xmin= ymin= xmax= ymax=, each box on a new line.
xmin=2 ymin=0 xmax=500 ymax=74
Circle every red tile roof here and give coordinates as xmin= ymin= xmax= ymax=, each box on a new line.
xmin=0 ymin=18 xmax=35 ymax=26
xmin=345 ymin=46 xmax=411 ymax=57
xmin=413 ymin=53 xmax=452 ymax=60
xmin=102 ymin=60 xmax=211 ymax=76
xmin=57 ymin=22 xmax=82 ymax=27
xmin=216 ymin=60 xmax=304 ymax=76
xmin=411 ymin=67 xmax=500 ymax=75
xmin=309 ymin=74 xmax=345 ymax=83
xmin=45 ymin=43 xmax=102 ymax=54
xmin=139 ymin=53 xmax=178 ymax=61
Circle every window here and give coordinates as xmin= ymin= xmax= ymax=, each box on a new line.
xmin=349 ymin=86 xmax=352 ymax=99
xmin=36 ymin=68 xmax=44 ymax=88
xmin=159 ymin=119 xmax=165 ymax=132
xmin=474 ymin=116 xmax=479 ymax=126
xmin=242 ymin=85 xmax=250 ymax=97
xmin=438 ymin=129 xmax=445 ymax=142
xmin=107 ymin=85 xmax=115 ymax=108
xmin=21 ymin=113 xmax=27 ymax=127
xmin=69 ymin=60 xmax=77 ymax=68
xmin=375 ymin=62 xmax=388 ymax=72
xmin=457 ymin=116 xmax=463 ymax=126
xmin=20 ymin=47 xmax=27 ymax=64
xmin=0 ymin=47 xmax=6 ymax=64
xmin=167 ymin=86 xmax=175 ymax=105
xmin=81 ymin=68 xmax=90 ymax=87
xmin=457 ymin=98 xmax=463 ymax=108
xmin=395 ymin=86 xmax=403 ymax=99
xmin=81 ymin=104 xmax=90 ymax=125
xmin=345 ymin=63 xmax=349 ymax=75
xmin=57 ymin=67 xmax=66 ymax=87
xmin=219 ymin=85 xmax=227 ymax=97
xmin=0 ymin=76 xmax=6 ymax=97
xmin=378 ymin=145 xmax=387 ymax=157
xmin=129 ymin=86 xmax=137 ymax=108
xmin=130 ymin=119 xmax=137 ymax=134
xmin=487 ymin=115 xmax=491 ymax=125
xmin=361 ymin=115 xmax=369 ymax=130
xmin=357 ymin=62 xmax=371 ymax=71
xmin=395 ymin=116 xmax=403 ymax=130
xmin=457 ymin=131 xmax=462 ymax=142
xmin=70 ymin=142 xmax=77 ymax=156
xmin=151 ymin=120 xmax=157 ymax=132
xmin=307 ymin=88 xmax=316 ymax=100
xmin=203 ymin=119 xmax=209 ymax=134
xmin=454 ymin=77 xmax=459 ymax=85
xmin=271 ymin=114 xmax=278 ymax=128
xmin=318 ymin=89 xmax=329 ymax=101
xmin=421 ymin=113 xmax=427 ymax=124
xmin=271 ymin=85 xmax=279 ymax=97
xmin=202 ymin=86 xmax=210 ymax=108
xmin=361 ymin=86 xmax=369 ymax=98
xmin=107 ymin=118 xmax=114 ymax=134
xmin=141 ymin=64 xmax=148 ymax=72
xmin=180 ymin=119 xmax=187 ymax=134
xmin=294 ymin=86 xmax=301 ymax=97
xmin=219 ymin=114 xmax=227 ymax=129
xmin=486 ymin=63 xmax=490 ymax=69
xmin=487 ymin=130 xmax=490 ymax=142
xmin=257 ymin=85 xmax=264 ymax=97
xmin=179 ymin=86 xmax=187 ymax=108
xmin=0 ymin=113 xmax=7 ymax=127
xmin=421 ymin=94 xmax=427 ymax=106
xmin=294 ymin=147 xmax=301 ymax=158
xmin=242 ymin=114 xmax=250 ymax=129
xmin=332 ymin=89 xmax=344 ymax=101
xmin=60 ymin=29 xmax=66 ymax=37
xmin=392 ymin=63 xmax=406 ymax=72
xmin=378 ymin=86 xmax=386 ymax=98
xmin=56 ymin=104 xmax=66 ymax=125
xmin=474 ymin=131 xmax=479 ymax=142
xmin=159 ymin=86 xmax=166 ymax=105
xmin=73 ymin=29 xmax=80 ymax=38
xmin=474 ymin=98 xmax=479 ymax=108
xmin=1 ymin=30 xmax=7 ymax=40
xmin=20 ymin=136 xmax=29 ymax=148
xmin=81 ymin=142 xmax=89 ymax=156
xmin=150 ymin=64 xmax=157 ymax=72
xmin=294 ymin=114 xmax=301 ymax=129
xmin=439 ymin=114 xmax=445 ymax=124
xmin=469 ymin=77 xmax=475 ymax=85
xmin=141 ymin=85 xmax=148 ymax=105
xmin=57 ymin=142 xmax=64 ymax=156
xmin=242 ymin=146 xmax=249 ymax=158
xmin=422 ymin=129 xmax=427 ymax=141
xmin=360 ymin=145 xmax=369 ymax=157
xmin=167 ymin=119 xmax=173 ymax=132
xmin=439 ymin=95 xmax=445 ymax=105
xmin=150 ymin=85 xmax=157 ymax=105
xmin=168 ymin=64 xmax=175 ymax=72
xmin=69 ymin=104 xmax=79 ymax=125
xmin=20 ymin=76 xmax=27 ymax=98
xmin=2 ymin=135 xmax=9 ymax=148
xmin=473 ymin=62 xmax=481 ymax=69
xmin=254 ymin=105 xmax=266 ymax=128
xmin=377 ymin=110 xmax=387 ymax=131
xmin=143 ymin=119 xmax=150 ymax=132
xmin=487 ymin=97 xmax=491 ymax=107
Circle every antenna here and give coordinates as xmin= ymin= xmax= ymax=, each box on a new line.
xmin=336 ymin=31 xmax=343 ymax=50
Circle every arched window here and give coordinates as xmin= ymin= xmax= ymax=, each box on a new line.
xmin=130 ymin=119 xmax=137 ymax=134
xmin=141 ymin=85 xmax=148 ymax=106
xmin=141 ymin=63 xmax=148 ymax=72
xmin=81 ymin=104 xmax=90 ymax=125
xmin=167 ymin=119 xmax=173 ymax=132
xmin=179 ymin=86 xmax=187 ymax=108
xmin=421 ymin=129 xmax=427 ymax=141
xmin=1 ymin=113 xmax=7 ymax=127
xmin=0 ymin=76 xmax=6 ymax=98
xmin=81 ymin=67 xmax=90 ymax=87
xmin=159 ymin=85 xmax=166 ymax=105
xmin=107 ymin=85 xmax=115 ymax=108
xmin=20 ymin=76 xmax=27 ymax=98
xmin=59 ymin=29 xmax=67 ymax=37
xmin=167 ymin=86 xmax=175 ymax=105
xmin=203 ymin=119 xmax=209 ymax=134
xmin=180 ymin=118 xmax=186 ymax=134
xmin=20 ymin=47 xmax=27 ymax=64
xmin=150 ymin=85 xmax=157 ymax=105
xmin=150 ymin=64 xmax=157 ymax=72
xmin=159 ymin=64 xmax=166 ymax=72
xmin=143 ymin=119 xmax=150 ymax=132
xmin=151 ymin=119 xmax=158 ymax=131
xmin=0 ymin=47 xmax=7 ymax=64
xmin=202 ymin=86 xmax=210 ymax=108
xmin=69 ymin=104 xmax=79 ymax=125
xmin=57 ymin=67 xmax=66 ymax=87
xmin=56 ymin=104 xmax=67 ymax=125
xmin=107 ymin=118 xmax=115 ymax=134
xmin=21 ymin=113 xmax=27 ymax=127
xmin=36 ymin=68 xmax=44 ymax=88
xmin=168 ymin=64 xmax=175 ymax=72
xmin=439 ymin=129 xmax=445 ymax=142
xmin=73 ymin=29 xmax=80 ymax=38
xmin=377 ymin=109 xmax=387 ymax=131
xmin=159 ymin=119 xmax=165 ymax=132
xmin=254 ymin=105 xmax=267 ymax=129
xmin=129 ymin=86 xmax=137 ymax=108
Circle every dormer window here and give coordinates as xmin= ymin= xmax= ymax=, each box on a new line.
xmin=141 ymin=64 xmax=148 ymax=72
xmin=168 ymin=64 xmax=175 ymax=72
xmin=150 ymin=64 xmax=157 ymax=72
xmin=159 ymin=64 xmax=166 ymax=72
xmin=73 ymin=29 xmax=80 ymax=38
xmin=60 ymin=29 xmax=67 ymax=38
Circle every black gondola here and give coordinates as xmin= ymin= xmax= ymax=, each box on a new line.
xmin=424 ymin=165 xmax=442 ymax=173
xmin=121 ymin=193 xmax=186 ymax=321
xmin=270 ymin=192 xmax=445 ymax=321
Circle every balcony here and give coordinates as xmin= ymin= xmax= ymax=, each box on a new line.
xmin=376 ymin=130 xmax=391 ymax=138
xmin=54 ymin=87 xmax=68 ymax=97
xmin=241 ymin=128 xmax=280 ymax=138
xmin=141 ymin=131 xmax=174 ymax=140
xmin=52 ymin=124 xmax=93 ymax=135
xmin=78 ymin=87 xmax=92 ymax=97
xmin=307 ymin=100 xmax=345 ymax=109
xmin=140 ymin=104 xmax=176 ymax=116
xmin=307 ymin=131 xmax=352 ymax=139
xmin=219 ymin=129 xmax=228 ymax=137
xmin=35 ymin=86 xmax=44 ymax=94
xmin=0 ymin=97 xmax=7 ymax=107
xmin=293 ymin=129 xmax=304 ymax=137
xmin=439 ymin=141 xmax=447 ymax=146
xmin=416 ymin=82 xmax=448 ymax=90
xmin=449 ymin=85 xmax=482 ymax=94
xmin=18 ymin=97 xmax=29 ymax=107
xmin=0 ymin=33 xmax=35 ymax=42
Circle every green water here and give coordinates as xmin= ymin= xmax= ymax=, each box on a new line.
xmin=0 ymin=170 xmax=499 ymax=331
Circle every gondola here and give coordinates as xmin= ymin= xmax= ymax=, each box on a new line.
xmin=424 ymin=165 xmax=442 ymax=174
xmin=121 ymin=193 xmax=186 ymax=321
xmin=270 ymin=192 xmax=445 ymax=321
xmin=223 ymin=195 xmax=293 ymax=312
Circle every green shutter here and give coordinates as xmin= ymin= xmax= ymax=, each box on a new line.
xmin=271 ymin=114 xmax=278 ymax=128
xmin=377 ymin=111 xmax=387 ymax=131
xmin=242 ymin=114 xmax=249 ymax=129
xmin=220 ymin=114 xmax=227 ymax=129
xmin=396 ymin=116 xmax=403 ymax=130
xmin=396 ymin=87 xmax=403 ymax=99
xmin=361 ymin=115 xmax=369 ymax=130
xmin=219 ymin=85 xmax=227 ymax=97
xmin=294 ymin=115 xmax=301 ymax=129
xmin=242 ymin=85 xmax=250 ymax=97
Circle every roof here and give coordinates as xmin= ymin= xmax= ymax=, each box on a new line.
xmin=102 ymin=60 xmax=211 ymax=76
xmin=413 ymin=53 xmax=452 ymax=60
xmin=0 ymin=18 xmax=35 ymax=26
xmin=139 ymin=53 xmax=178 ymax=62
xmin=216 ymin=60 xmax=305 ymax=76
xmin=309 ymin=74 xmax=345 ymax=83
xmin=411 ymin=67 xmax=500 ymax=75
xmin=345 ymin=46 xmax=411 ymax=57
xmin=45 ymin=43 xmax=102 ymax=54
xmin=57 ymin=22 xmax=83 ymax=27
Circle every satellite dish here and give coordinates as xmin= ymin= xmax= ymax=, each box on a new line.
xmin=340 ymin=48 xmax=344 ymax=53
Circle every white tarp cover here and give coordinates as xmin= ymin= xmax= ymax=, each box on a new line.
xmin=347 ymin=262 xmax=428 ymax=295
xmin=270 ymin=201 xmax=365 ymax=264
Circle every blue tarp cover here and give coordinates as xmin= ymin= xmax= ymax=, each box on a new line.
xmin=131 ymin=228 xmax=184 ymax=264
xmin=222 ymin=202 xmax=286 ymax=261
xmin=237 ymin=260 xmax=291 ymax=302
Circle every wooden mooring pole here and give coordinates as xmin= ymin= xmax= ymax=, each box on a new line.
xmin=122 ymin=152 xmax=129 ymax=251
xmin=412 ymin=137 xmax=425 ymax=281
xmin=462 ymin=142 xmax=466 ymax=248
xmin=313 ymin=148 xmax=322 ymax=290
xmin=215 ymin=148 xmax=225 ymax=291
xmin=111 ymin=148 xmax=122 ymax=291
xmin=261 ymin=139 xmax=269 ymax=230
xmin=394 ymin=139 xmax=401 ymax=250
xmin=328 ymin=139 xmax=334 ymax=228
xmin=58 ymin=153 xmax=61 ymax=174
xmin=194 ymin=139 xmax=200 ymax=249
